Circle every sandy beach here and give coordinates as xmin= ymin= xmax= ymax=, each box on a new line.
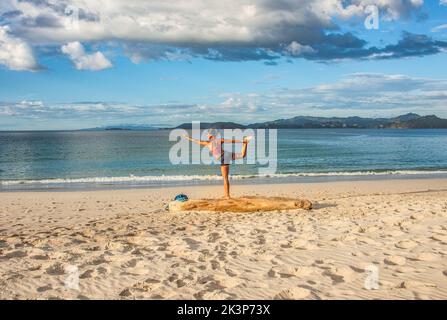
xmin=1 ymin=178 xmax=447 ymax=300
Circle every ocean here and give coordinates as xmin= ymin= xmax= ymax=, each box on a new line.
xmin=1 ymin=129 xmax=447 ymax=190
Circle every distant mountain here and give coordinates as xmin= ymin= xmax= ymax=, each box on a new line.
xmin=390 ymin=113 xmax=421 ymax=122
xmin=82 ymin=114 xmax=447 ymax=131
xmin=82 ymin=124 xmax=157 ymax=131
xmin=248 ymin=115 xmax=389 ymax=129
xmin=385 ymin=115 xmax=447 ymax=129
xmin=175 ymin=122 xmax=246 ymax=129
xmin=171 ymin=113 xmax=447 ymax=129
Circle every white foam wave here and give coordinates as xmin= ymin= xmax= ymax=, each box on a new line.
xmin=1 ymin=170 xmax=446 ymax=186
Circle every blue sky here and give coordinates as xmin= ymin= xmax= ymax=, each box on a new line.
xmin=1 ymin=0 xmax=447 ymax=130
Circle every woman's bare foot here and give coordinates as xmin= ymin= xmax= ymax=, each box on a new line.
xmin=243 ymin=136 xmax=253 ymax=143
xmin=222 ymin=195 xmax=231 ymax=200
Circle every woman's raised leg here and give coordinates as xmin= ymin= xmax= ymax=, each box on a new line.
xmin=234 ymin=136 xmax=253 ymax=159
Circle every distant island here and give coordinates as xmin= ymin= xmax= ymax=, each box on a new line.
xmin=82 ymin=124 xmax=157 ymax=131
xmin=80 ymin=113 xmax=447 ymax=131
xmin=173 ymin=113 xmax=447 ymax=130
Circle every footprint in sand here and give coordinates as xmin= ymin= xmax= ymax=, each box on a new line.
xmin=267 ymin=268 xmax=277 ymax=278
xmin=166 ymin=273 xmax=179 ymax=284
xmin=30 ymin=254 xmax=50 ymax=260
xmin=198 ymin=251 xmax=212 ymax=262
xmin=145 ymin=278 xmax=161 ymax=284
xmin=431 ymin=235 xmax=447 ymax=244
xmin=37 ymin=284 xmax=53 ymax=292
xmin=332 ymin=234 xmax=357 ymax=242
xmin=394 ymin=266 xmax=414 ymax=273
xmin=214 ymin=274 xmax=241 ymax=288
xmin=131 ymin=279 xmax=161 ymax=292
xmin=323 ymin=267 xmax=355 ymax=284
xmin=80 ymin=269 xmax=96 ymax=279
xmin=96 ymin=266 xmax=110 ymax=275
xmin=279 ymin=240 xmax=291 ymax=248
xmin=87 ymin=255 xmax=108 ymax=266
xmin=28 ymin=264 xmax=42 ymax=271
xmin=378 ymin=280 xmax=396 ymax=290
xmin=199 ymin=290 xmax=232 ymax=300
xmin=290 ymin=239 xmax=317 ymax=250
xmin=256 ymin=253 xmax=276 ymax=262
xmin=395 ymin=240 xmax=418 ymax=249
xmin=208 ymin=232 xmax=221 ymax=243
xmin=384 ymin=255 xmax=406 ymax=266
xmin=210 ymin=260 xmax=221 ymax=270
xmin=45 ymin=262 xmax=67 ymax=275
xmin=380 ymin=216 xmax=401 ymax=226
xmin=124 ymin=258 xmax=143 ymax=268
xmin=119 ymin=288 xmax=134 ymax=298
xmin=387 ymin=230 xmax=405 ymax=237
xmin=0 ymin=240 xmax=8 ymax=248
xmin=167 ymin=273 xmax=195 ymax=288
xmin=398 ymin=220 xmax=414 ymax=231
xmin=274 ymin=287 xmax=311 ymax=300
xmin=357 ymin=237 xmax=381 ymax=246
xmin=254 ymin=235 xmax=266 ymax=245
xmin=225 ymin=268 xmax=239 ymax=277
xmin=126 ymin=236 xmax=149 ymax=246
xmin=410 ymin=213 xmax=425 ymax=220
xmin=80 ymin=229 xmax=95 ymax=238
xmin=313 ymin=258 xmax=335 ymax=267
xmin=196 ymin=275 xmax=216 ymax=285
xmin=443 ymin=270 xmax=447 ymax=277
xmin=1 ymin=250 xmax=28 ymax=259
xmin=269 ymin=265 xmax=314 ymax=278
xmin=175 ymin=279 xmax=190 ymax=288
xmin=183 ymin=238 xmax=201 ymax=250
xmin=398 ymin=280 xmax=437 ymax=289
xmin=414 ymin=252 xmax=438 ymax=262
xmin=105 ymin=241 xmax=125 ymax=251
xmin=431 ymin=224 xmax=447 ymax=232
xmin=291 ymin=266 xmax=315 ymax=277
xmin=300 ymin=232 xmax=317 ymax=241
xmin=358 ymin=226 xmax=379 ymax=234
xmin=349 ymin=265 xmax=367 ymax=273
xmin=85 ymin=245 xmax=102 ymax=252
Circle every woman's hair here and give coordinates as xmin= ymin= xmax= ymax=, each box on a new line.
xmin=207 ymin=128 xmax=219 ymax=138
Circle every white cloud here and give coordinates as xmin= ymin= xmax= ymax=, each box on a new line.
xmin=2 ymin=73 xmax=447 ymax=127
xmin=441 ymin=0 xmax=447 ymax=6
xmin=0 ymin=26 xmax=38 ymax=71
xmin=6 ymin=0 xmax=423 ymax=44
xmin=0 ymin=0 xmax=427 ymax=66
xmin=284 ymin=41 xmax=315 ymax=56
xmin=432 ymin=24 xmax=447 ymax=32
xmin=61 ymin=41 xmax=112 ymax=71
xmin=212 ymin=73 xmax=447 ymax=120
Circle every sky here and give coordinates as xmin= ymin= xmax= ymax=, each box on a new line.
xmin=0 ymin=0 xmax=446 ymax=130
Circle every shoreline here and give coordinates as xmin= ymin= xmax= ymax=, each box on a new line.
xmin=1 ymin=177 xmax=447 ymax=197
xmin=1 ymin=172 xmax=447 ymax=192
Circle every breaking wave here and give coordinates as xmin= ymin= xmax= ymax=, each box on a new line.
xmin=1 ymin=170 xmax=447 ymax=186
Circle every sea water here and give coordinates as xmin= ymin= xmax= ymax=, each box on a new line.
xmin=1 ymin=129 xmax=447 ymax=190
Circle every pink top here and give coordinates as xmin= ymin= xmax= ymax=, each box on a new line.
xmin=209 ymin=138 xmax=223 ymax=159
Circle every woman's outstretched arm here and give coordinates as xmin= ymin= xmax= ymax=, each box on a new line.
xmin=221 ymin=138 xmax=242 ymax=143
xmin=182 ymin=134 xmax=209 ymax=146
xmin=221 ymin=136 xmax=253 ymax=143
